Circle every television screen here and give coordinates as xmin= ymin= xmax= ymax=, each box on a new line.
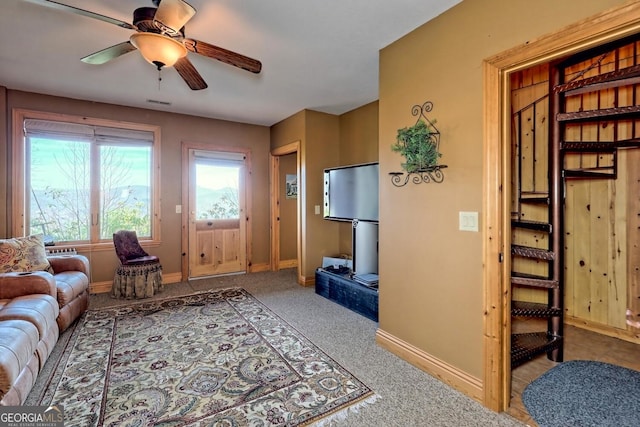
xmin=323 ymin=162 xmax=379 ymax=222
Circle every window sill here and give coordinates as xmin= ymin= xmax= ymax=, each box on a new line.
xmin=46 ymin=240 xmax=161 ymax=253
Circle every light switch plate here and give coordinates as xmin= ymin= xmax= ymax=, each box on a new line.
xmin=459 ymin=211 xmax=478 ymax=232
xmin=175 ymin=205 xmax=182 ymax=214
xmin=314 ymin=205 xmax=321 ymax=215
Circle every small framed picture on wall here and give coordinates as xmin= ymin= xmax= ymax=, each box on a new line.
xmin=286 ymin=174 xmax=297 ymax=199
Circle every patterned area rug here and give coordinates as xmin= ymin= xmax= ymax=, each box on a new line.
xmin=34 ymin=288 xmax=375 ymax=426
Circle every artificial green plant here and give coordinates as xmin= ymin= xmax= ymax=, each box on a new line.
xmin=392 ymin=119 xmax=441 ymax=173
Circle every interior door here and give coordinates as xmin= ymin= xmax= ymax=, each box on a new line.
xmin=188 ymin=150 xmax=246 ymax=278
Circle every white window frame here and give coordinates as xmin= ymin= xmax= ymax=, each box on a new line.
xmin=11 ymin=109 xmax=162 ymax=250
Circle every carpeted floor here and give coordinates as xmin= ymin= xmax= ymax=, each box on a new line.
xmin=522 ymin=360 xmax=640 ymax=427
xmin=29 ymin=269 xmax=523 ymax=426
xmin=31 ymin=287 xmax=374 ymax=426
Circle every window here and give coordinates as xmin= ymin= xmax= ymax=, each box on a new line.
xmin=13 ymin=110 xmax=160 ymax=246
xmin=194 ymin=151 xmax=244 ymax=220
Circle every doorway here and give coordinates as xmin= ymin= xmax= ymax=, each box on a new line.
xmin=270 ymin=141 xmax=303 ymax=284
xmin=482 ymin=3 xmax=640 ymax=412
xmin=506 ymin=50 xmax=640 ymax=422
xmin=181 ymin=144 xmax=251 ymax=280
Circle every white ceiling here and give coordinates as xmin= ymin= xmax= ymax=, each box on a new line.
xmin=0 ymin=0 xmax=460 ymax=126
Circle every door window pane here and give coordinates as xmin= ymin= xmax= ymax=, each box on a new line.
xmin=195 ymin=164 xmax=240 ymax=220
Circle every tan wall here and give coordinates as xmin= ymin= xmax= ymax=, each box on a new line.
xmin=270 ymin=111 xmax=307 ymax=278
xmin=338 ymin=101 xmax=379 ymax=254
xmin=339 ymin=101 xmax=379 ymax=166
xmin=302 ymin=111 xmax=340 ymax=279
xmin=271 ymin=105 xmax=379 ymax=279
xmin=0 ymin=87 xmax=7 ymax=237
xmin=279 ymin=153 xmax=297 ymax=261
xmin=378 ymin=0 xmax=629 ymax=379
xmin=3 ymin=90 xmax=271 ymax=283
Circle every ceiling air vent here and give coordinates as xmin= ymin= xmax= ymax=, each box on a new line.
xmin=146 ymin=99 xmax=171 ymax=106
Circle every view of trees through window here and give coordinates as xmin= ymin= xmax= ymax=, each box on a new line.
xmin=28 ymin=137 xmax=152 ymax=243
xmin=195 ymin=163 xmax=240 ymax=220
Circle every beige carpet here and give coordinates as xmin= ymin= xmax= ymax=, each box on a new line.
xmin=29 ymin=287 xmax=374 ymax=426
xmin=29 ymin=269 xmax=523 ymax=426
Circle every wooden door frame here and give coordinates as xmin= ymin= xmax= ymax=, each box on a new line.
xmin=270 ymin=141 xmax=303 ymax=284
xmin=482 ymin=1 xmax=640 ymax=411
xmin=181 ymin=142 xmax=253 ymax=281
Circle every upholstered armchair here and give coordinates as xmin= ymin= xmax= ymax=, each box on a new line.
xmin=113 ymin=230 xmax=160 ymax=266
xmin=112 ymin=230 xmax=162 ymax=299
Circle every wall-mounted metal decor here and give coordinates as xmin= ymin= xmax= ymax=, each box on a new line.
xmin=390 ymin=101 xmax=446 ymax=186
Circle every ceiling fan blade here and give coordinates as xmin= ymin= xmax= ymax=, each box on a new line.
xmin=81 ymin=42 xmax=137 ymax=65
xmin=184 ymin=39 xmax=262 ymax=74
xmin=24 ymin=0 xmax=136 ymax=30
xmin=153 ymin=0 xmax=196 ymax=36
xmin=174 ymin=57 xmax=208 ymax=90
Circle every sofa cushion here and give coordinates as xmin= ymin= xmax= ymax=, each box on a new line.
xmin=0 ymin=235 xmax=53 ymax=274
xmin=48 ymin=255 xmax=89 ymax=276
xmin=0 ymin=320 xmax=39 ymax=399
xmin=57 ymin=290 xmax=88 ymax=332
xmin=0 ymin=295 xmax=59 ymax=339
xmin=55 ymin=271 xmax=89 ymax=307
xmin=0 ymin=272 xmax=57 ymax=301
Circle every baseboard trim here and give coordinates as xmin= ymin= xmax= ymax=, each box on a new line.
xmin=299 ymin=274 xmax=315 ymax=287
xmin=89 ymin=281 xmax=112 ymax=294
xmin=89 ymin=271 xmax=183 ymax=294
xmin=163 ymin=272 xmax=182 ymax=284
xmin=565 ymin=315 xmax=640 ymax=344
xmin=376 ymin=328 xmax=483 ymax=403
xmin=278 ymin=259 xmax=298 ymax=269
xmin=249 ymin=263 xmax=270 ymax=273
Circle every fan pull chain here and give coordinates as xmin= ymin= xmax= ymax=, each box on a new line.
xmin=158 ymin=69 xmax=162 ymax=91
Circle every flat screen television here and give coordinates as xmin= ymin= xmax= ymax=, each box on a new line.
xmin=323 ymin=162 xmax=379 ymax=222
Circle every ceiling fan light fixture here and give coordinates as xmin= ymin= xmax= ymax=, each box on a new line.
xmin=130 ymin=32 xmax=187 ymax=69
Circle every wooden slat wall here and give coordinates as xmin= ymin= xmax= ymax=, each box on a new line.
xmin=614 ymin=152 xmax=629 ymax=328
xmin=565 ymin=170 xmax=627 ymax=329
xmin=620 ymin=45 xmax=640 ymax=334
xmin=627 ymin=148 xmax=640 ymax=333
xmin=511 ymin=41 xmax=640 ymax=335
xmin=511 ymin=65 xmax=550 ymax=304
xmin=563 ymin=44 xmax=637 ymax=332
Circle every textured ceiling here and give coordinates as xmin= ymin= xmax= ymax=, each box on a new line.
xmin=0 ymin=0 xmax=460 ymax=125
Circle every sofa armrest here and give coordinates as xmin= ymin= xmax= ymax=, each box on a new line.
xmin=0 ymin=272 xmax=57 ymax=299
xmin=48 ymin=255 xmax=90 ymax=276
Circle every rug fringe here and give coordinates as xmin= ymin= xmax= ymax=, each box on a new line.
xmin=311 ymin=394 xmax=380 ymax=426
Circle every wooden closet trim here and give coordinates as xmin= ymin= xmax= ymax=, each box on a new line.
xmin=482 ymin=1 xmax=640 ymax=411
xmin=270 ymin=141 xmax=303 ymax=284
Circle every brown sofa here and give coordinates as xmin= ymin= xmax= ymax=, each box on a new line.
xmin=47 ymin=255 xmax=90 ymax=332
xmin=0 ymin=254 xmax=89 ymax=405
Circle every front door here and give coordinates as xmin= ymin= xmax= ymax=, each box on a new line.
xmin=188 ymin=150 xmax=246 ymax=278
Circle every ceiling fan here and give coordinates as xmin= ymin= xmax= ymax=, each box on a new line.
xmin=25 ymin=0 xmax=262 ymax=90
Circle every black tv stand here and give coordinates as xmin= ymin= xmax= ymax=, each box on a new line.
xmin=315 ymin=268 xmax=378 ymax=322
